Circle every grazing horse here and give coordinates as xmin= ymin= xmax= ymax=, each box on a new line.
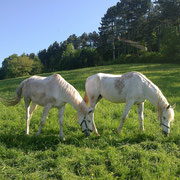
xmin=0 ymin=74 xmax=93 ymax=139
xmin=84 ymin=72 xmax=175 ymax=136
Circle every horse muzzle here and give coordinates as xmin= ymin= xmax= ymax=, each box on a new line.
xmin=84 ymin=130 xmax=90 ymax=136
xmin=162 ymin=130 xmax=168 ymax=137
xmin=83 ymin=129 xmax=92 ymax=136
xmin=80 ymin=119 xmax=92 ymax=136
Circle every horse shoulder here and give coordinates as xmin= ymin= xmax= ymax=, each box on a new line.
xmin=114 ymin=72 xmax=144 ymax=97
xmin=86 ymin=74 xmax=101 ymax=94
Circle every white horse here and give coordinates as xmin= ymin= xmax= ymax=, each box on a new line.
xmin=0 ymin=74 xmax=93 ymax=139
xmin=84 ymin=72 xmax=175 ymax=136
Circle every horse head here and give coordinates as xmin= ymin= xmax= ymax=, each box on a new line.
xmin=79 ymin=108 xmax=94 ymax=136
xmin=160 ymin=104 xmax=175 ymax=136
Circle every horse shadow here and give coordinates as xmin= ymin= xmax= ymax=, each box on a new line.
xmin=0 ymin=130 xmax=179 ymax=152
xmin=0 ymin=133 xmax=62 ymax=152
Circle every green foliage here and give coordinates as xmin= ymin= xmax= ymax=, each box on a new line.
xmin=59 ymin=47 xmax=100 ymax=70
xmin=0 ymin=64 xmax=179 ymax=179
xmin=139 ymin=52 xmax=164 ymax=63
xmin=109 ymin=52 xmax=164 ymax=64
xmin=98 ymin=0 xmax=180 ymax=58
xmin=0 ymin=54 xmax=43 ymax=79
xmin=1 ymin=1 xmax=180 ymax=79
xmin=160 ymin=27 xmax=180 ymax=63
xmin=37 ymin=32 xmax=100 ymax=73
xmin=3 ymin=55 xmax=33 ymax=78
xmin=31 ymin=60 xmax=43 ymax=75
xmin=62 ymin=43 xmax=75 ymax=58
xmin=2 ymin=1 xmax=180 ymax=79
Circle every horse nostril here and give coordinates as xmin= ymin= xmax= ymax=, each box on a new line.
xmin=84 ymin=130 xmax=90 ymax=136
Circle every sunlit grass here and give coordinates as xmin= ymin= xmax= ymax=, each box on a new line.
xmin=0 ymin=64 xmax=180 ymax=179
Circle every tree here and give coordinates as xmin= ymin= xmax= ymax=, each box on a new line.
xmin=140 ymin=0 xmax=180 ymax=52
xmin=0 ymin=67 xmax=5 ymax=80
xmin=88 ymin=31 xmax=99 ymax=48
xmin=2 ymin=55 xmax=33 ymax=78
xmin=1 ymin=54 xmax=43 ymax=79
xmin=60 ymin=43 xmax=75 ymax=70
xmin=66 ymin=34 xmax=80 ymax=49
xmin=47 ymin=41 xmax=62 ymax=71
xmin=38 ymin=49 xmax=48 ymax=71
xmin=160 ymin=27 xmax=180 ymax=62
xmin=98 ymin=0 xmax=151 ymax=59
xmin=38 ymin=41 xmax=63 ymax=72
xmin=99 ymin=5 xmax=117 ymax=60
xmin=62 ymin=43 xmax=75 ymax=57
xmin=155 ymin=0 xmax=180 ymax=23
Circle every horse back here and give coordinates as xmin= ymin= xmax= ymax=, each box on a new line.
xmin=86 ymin=72 xmax=146 ymax=103
xmin=23 ymin=74 xmax=64 ymax=106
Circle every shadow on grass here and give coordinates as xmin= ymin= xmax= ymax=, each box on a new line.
xmin=0 ymin=130 xmax=179 ymax=152
xmin=0 ymin=133 xmax=61 ymax=151
xmin=111 ymin=133 xmax=156 ymax=147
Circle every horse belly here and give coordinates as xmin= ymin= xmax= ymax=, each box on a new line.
xmin=30 ymin=91 xmax=57 ymax=106
xmin=101 ymin=89 xmax=126 ymax=103
xmin=30 ymin=96 xmax=49 ymax=106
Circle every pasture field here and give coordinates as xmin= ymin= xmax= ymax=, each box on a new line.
xmin=0 ymin=64 xmax=180 ymax=179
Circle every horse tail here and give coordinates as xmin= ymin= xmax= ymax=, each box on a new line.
xmin=83 ymin=90 xmax=89 ymax=107
xmin=0 ymin=81 xmax=25 ymax=106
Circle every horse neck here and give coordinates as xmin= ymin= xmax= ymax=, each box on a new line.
xmin=145 ymin=82 xmax=168 ymax=108
xmin=64 ymin=86 xmax=88 ymax=115
xmin=58 ymin=77 xmax=88 ymax=115
xmin=145 ymin=83 xmax=169 ymax=120
xmin=70 ymin=96 xmax=88 ymax=115
xmin=157 ymin=94 xmax=169 ymax=120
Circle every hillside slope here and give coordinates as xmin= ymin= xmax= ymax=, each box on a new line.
xmin=0 ymin=64 xmax=179 ymax=179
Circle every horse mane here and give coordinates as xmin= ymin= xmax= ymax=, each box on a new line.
xmin=136 ymin=72 xmax=169 ymax=121
xmin=83 ymin=91 xmax=89 ymax=107
xmin=55 ymin=74 xmax=88 ymax=114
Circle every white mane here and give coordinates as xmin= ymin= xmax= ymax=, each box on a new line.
xmin=138 ymin=72 xmax=169 ymax=120
xmin=55 ymin=74 xmax=88 ymax=114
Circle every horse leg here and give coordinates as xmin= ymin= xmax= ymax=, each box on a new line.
xmin=29 ymin=103 xmax=37 ymax=119
xmin=138 ymin=102 xmax=144 ymax=131
xmin=24 ymin=98 xmax=31 ymax=135
xmin=89 ymin=111 xmax=99 ymax=136
xmin=89 ymin=95 xmax=102 ymax=136
xmin=25 ymin=103 xmax=37 ymax=135
xmin=36 ymin=104 xmax=52 ymax=136
xmin=58 ymin=105 xmax=65 ymax=141
xmin=118 ymin=100 xmax=134 ymax=134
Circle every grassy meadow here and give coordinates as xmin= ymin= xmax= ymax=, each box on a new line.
xmin=0 ymin=64 xmax=180 ymax=179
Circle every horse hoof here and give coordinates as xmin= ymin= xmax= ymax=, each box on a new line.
xmin=60 ymin=137 xmax=66 ymax=142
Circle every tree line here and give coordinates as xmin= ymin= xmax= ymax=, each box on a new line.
xmin=1 ymin=0 xmax=180 ymax=79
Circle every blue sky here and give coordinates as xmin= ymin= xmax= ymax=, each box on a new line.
xmin=0 ymin=0 xmax=119 ymax=67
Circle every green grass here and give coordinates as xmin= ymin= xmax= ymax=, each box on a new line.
xmin=0 ymin=64 xmax=180 ymax=179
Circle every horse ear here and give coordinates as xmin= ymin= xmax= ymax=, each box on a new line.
xmin=171 ymin=103 xmax=176 ymax=109
xmin=88 ymin=108 xmax=94 ymax=114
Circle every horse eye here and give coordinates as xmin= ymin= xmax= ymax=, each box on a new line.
xmin=163 ymin=117 xmax=166 ymax=120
